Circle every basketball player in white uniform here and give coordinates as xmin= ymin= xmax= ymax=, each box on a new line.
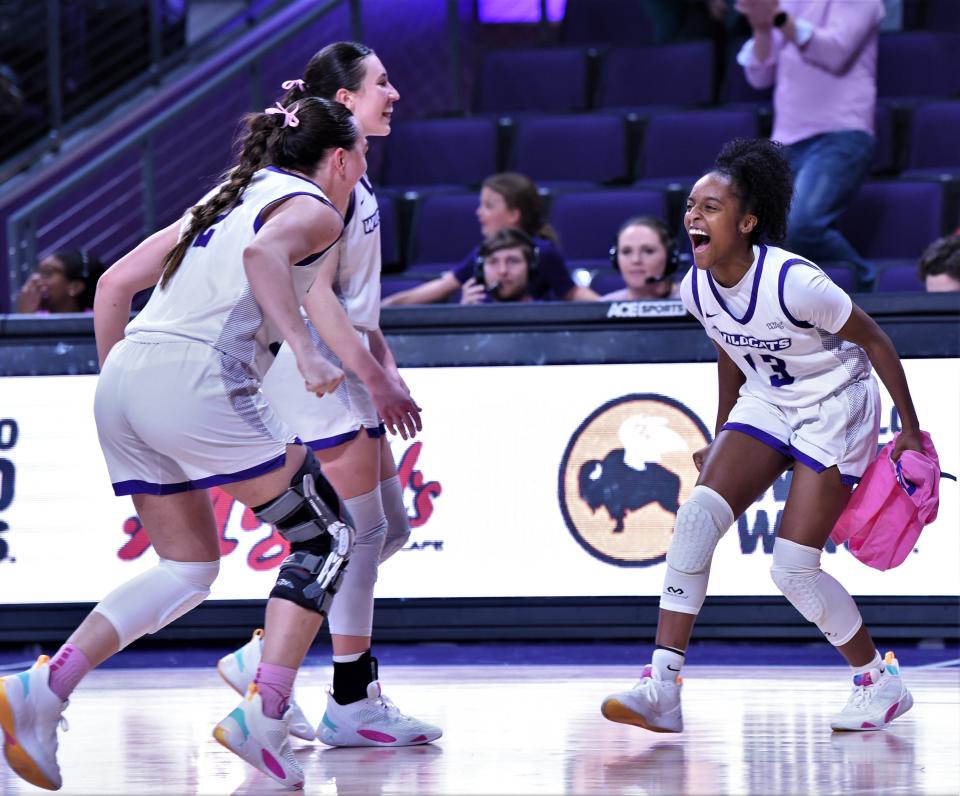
xmin=216 ymin=43 xmax=442 ymax=748
xmin=0 ymin=97 xmax=368 ymax=791
xmin=601 ymin=138 xmax=925 ymax=735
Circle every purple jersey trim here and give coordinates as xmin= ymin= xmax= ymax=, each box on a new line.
xmin=303 ymin=424 xmax=387 ymax=451
xmin=111 ymin=451 xmax=289 ymax=496
xmin=778 ymin=258 xmax=816 ymax=329
xmin=707 ymin=243 xmax=767 ymax=325
xmin=723 ymin=422 xmax=860 ymax=485
xmin=690 ymin=268 xmax=704 ymax=318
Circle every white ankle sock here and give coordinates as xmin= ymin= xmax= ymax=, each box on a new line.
xmin=652 ymin=647 xmax=685 ymax=681
xmin=851 ymin=650 xmax=883 ymax=676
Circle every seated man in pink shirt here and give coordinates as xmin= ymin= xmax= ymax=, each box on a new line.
xmin=736 ymin=0 xmax=884 ymax=290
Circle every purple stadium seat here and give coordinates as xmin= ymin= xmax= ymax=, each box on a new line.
xmin=591 ymin=269 xmax=627 ymax=295
xmin=407 ymin=192 xmax=479 ymax=267
xmin=511 ymin=114 xmax=628 ymax=187
xmin=878 ymin=32 xmax=960 ymax=99
xmin=381 ymin=276 xmax=431 ymax=299
xmin=872 ymin=103 xmax=896 ymax=174
xmin=561 ymin=0 xmax=656 ymax=45
xmin=549 ymin=188 xmax=669 ymax=266
xmin=877 ymin=264 xmax=925 ymax=292
xmin=475 ymin=48 xmax=588 ymax=114
xmin=905 ymin=102 xmax=960 ymax=172
xmin=377 ymin=192 xmax=401 ymax=272
xmin=837 ymin=181 xmax=944 ymax=260
xmin=598 ymin=43 xmax=714 ymax=109
xmin=382 ymin=118 xmax=497 ymax=189
xmin=821 ymin=263 xmax=857 ymax=293
xmin=721 ymin=39 xmax=774 ymax=106
xmin=926 ymin=0 xmax=960 ymax=32
xmin=637 ymin=110 xmax=759 ymax=183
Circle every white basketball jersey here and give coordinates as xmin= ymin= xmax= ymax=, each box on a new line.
xmin=333 ymin=175 xmax=382 ymax=330
xmin=681 ymin=244 xmax=871 ymax=408
xmin=126 ymin=167 xmax=339 ymax=379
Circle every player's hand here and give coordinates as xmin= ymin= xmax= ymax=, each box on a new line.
xmin=15 ymin=274 xmax=45 ymax=313
xmin=371 ymin=374 xmax=422 ymax=440
xmin=296 ymin=349 xmax=345 ymax=397
xmin=890 ymin=428 xmax=924 ymax=462
xmin=692 ymin=443 xmax=712 ymax=472
xmin=459 ymin=277 xmax=487 ymax=305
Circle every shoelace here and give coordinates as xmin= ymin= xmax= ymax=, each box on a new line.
xmin=375 ymin=692 xmax=405 ymax=719
xmin=632 ymin=677 xmax=662 ymax=708
xmin=848 ymin=682 xmax=877 ymax=710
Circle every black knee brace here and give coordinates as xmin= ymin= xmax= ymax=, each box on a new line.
xmin=255 ymin=449 xmax=355 ymax=615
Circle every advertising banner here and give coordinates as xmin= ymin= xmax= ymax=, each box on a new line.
xmin=1 ymin=359 xmax=956 ymax=604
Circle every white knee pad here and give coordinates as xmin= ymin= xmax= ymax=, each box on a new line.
xmin=770 ymin=537 xmax=863 ymax=646
xmin=327 ymin=486 xmax=387 ymax=637
xmin=93 ymin=558 xmax=220 ymax=650
xmin=378 ymin=475 xmax=411 ymax=563
xmin=660 ymin=485 xmax=734 ymax=615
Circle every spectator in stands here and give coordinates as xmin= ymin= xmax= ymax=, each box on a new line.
xmin=917 ymin=234 xmax=960 ymax=292
xmin=602 ymin=216 xmax=682 ymax=301
xmin=460 ymin=228 xmax=540 ymax=304
xmin=736 ymin=0 xmax=884 ymax=289
xmin=383 ymin=172 xmax=597 ymax=305
xmin=14 ymin=249 xmax=104 ymax=313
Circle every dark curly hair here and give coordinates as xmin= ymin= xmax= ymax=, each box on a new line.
xmin=712 ymin=138 xmax=793 ymax=245
xmin=917 ymin=234 xmax=960 ymax=282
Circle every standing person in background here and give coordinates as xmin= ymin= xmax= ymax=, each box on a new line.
xmin=601 ymin=137 xmax=923 ymax=736
xmin=602 ymin=216 xmax=682 ymax=301
xmin=216 ymin=42 xmax=442 ymax=751
xmin=736 ymin=0 xmax=884 ymax=290
xmin=383 ymin=172 xmax=597 ymax=305
xmin=0 ymin=96 xmax=363 ymax=791
xmin=14 ymin=249 xmax=104 ymax=313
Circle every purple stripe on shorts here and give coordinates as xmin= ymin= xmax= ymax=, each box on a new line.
xmin=721 ymin=422 xmax=791 ymax=457
xmin=305 ymin=425 xmax=387 ymax=451
xmin=111 ymin=452 xmax=289 ymax=497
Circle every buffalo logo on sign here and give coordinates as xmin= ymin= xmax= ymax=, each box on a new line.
xmin=558 ymin=394 xmax=710 ymax=566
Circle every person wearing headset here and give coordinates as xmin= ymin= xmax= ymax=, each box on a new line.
xmin=460 ymin=228 xmax=540 ymax=304
xmin=602 ymin=217 xmax=683 ymax=300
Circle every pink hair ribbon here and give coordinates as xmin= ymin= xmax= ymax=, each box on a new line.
xmin=281 ymin=79 xmax=306 ymax=91
xmin=265 ymin=101 xmax=300 ymax=128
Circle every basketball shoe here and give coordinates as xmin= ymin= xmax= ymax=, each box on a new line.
xmin=317 ymin=681 xmax=442 ymax=747
xmin=214 ymin=684 xmax=304 ymax=789
xmin=830 ymin=651 xmax=913 ymax=732
xmin=0 ymin=656 xmax=69 ymax=790
xmin=217 ymin=629 xmax=315 ymax=741
xmin=601 ymin=664 xmax=683 ymax=733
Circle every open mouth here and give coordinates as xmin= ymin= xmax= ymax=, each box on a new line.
xmin=689 ymin=229 xmax=711 ymax=253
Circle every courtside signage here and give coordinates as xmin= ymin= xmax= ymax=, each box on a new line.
xmin=0 ymin=360 xmax=956 ymax=602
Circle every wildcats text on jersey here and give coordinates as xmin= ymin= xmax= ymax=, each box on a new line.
xmin=717 ymin=329 xmax=792 ymax=351
xmin=362 ymin=208 xmax=380 ymax=234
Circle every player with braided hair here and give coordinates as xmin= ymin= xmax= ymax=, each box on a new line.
xmin=601 ymin=137 xmax=924 ymax=735
xmin=216 ymin=41 xmax=442 ymax=751
xmin=0 ymin=96 xmax=366 ymax=791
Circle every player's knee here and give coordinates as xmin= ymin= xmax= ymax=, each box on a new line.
xmin=269 ymin=534 xmax=340 ymax=616
xmin=379 ymin=475 xmax=411 ymax=563
xmin=665 ymin=485 xmax=734 ymax=574
xmin=93 ymin=557 xmax=220 ymax=649
xmin=770 ymin=538 xmax=825 ymax=623
xmin=771 ymin=537 xmax=863 ymax=645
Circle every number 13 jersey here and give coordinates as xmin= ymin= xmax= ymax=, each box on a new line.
xmin=680 ymin=243 xmax=872 ymax=408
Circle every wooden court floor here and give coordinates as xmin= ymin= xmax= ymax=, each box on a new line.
xmin=1 ymin=662 xmax=957 ymax=795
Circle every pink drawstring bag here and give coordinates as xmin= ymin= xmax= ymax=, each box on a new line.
xmin=830 ymin=431 xmax=941 ymax=571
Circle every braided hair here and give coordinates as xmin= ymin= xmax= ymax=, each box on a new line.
xmin=159 ymin=96 xmax=358 ymax=287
